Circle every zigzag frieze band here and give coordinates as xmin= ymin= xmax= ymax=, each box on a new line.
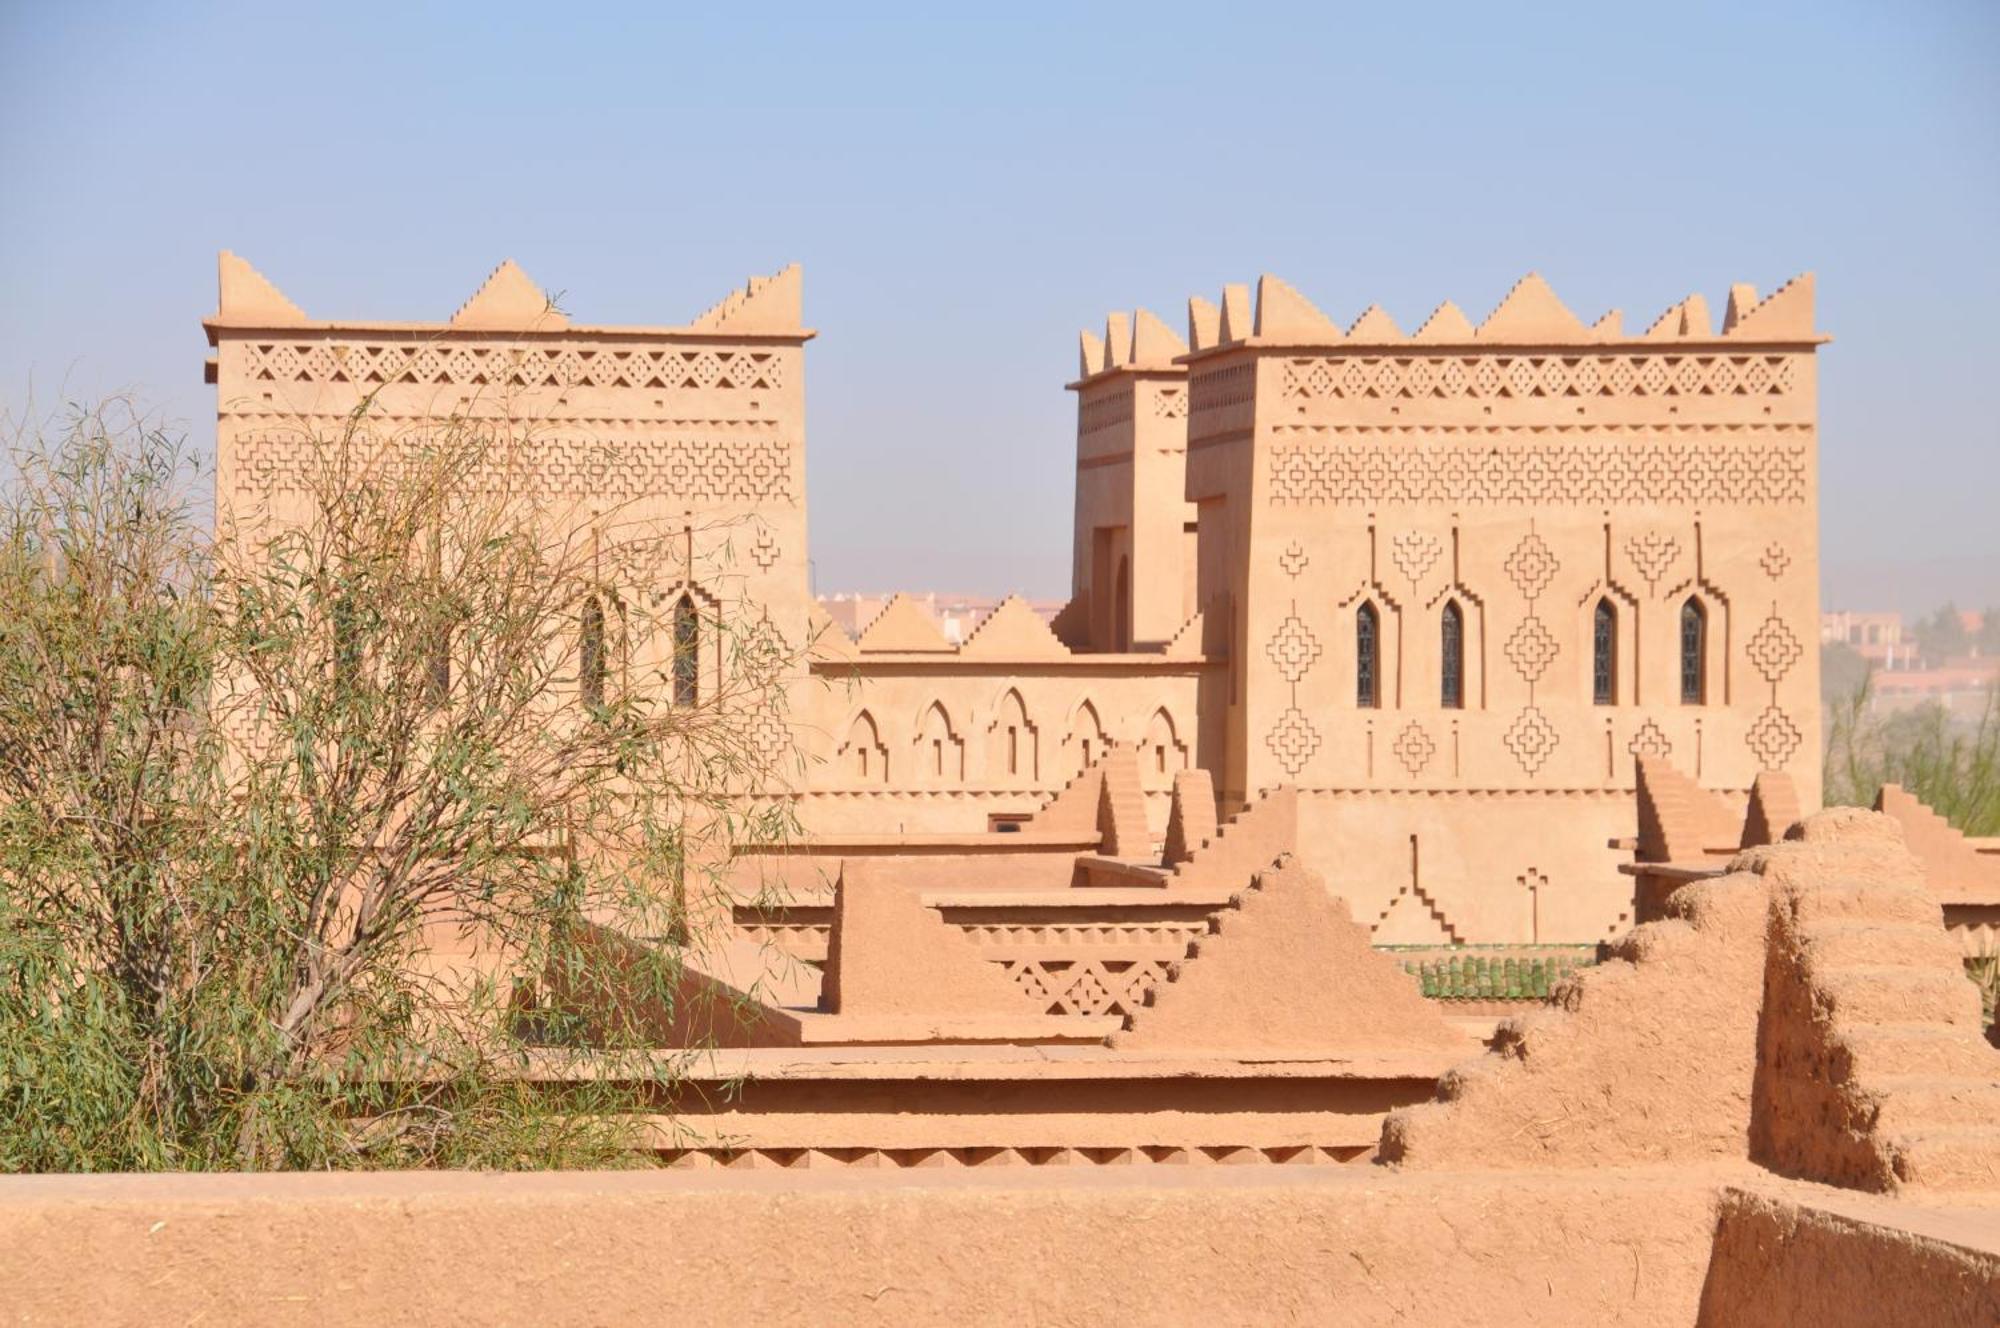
xmin=231 ymin=432 xmax=795 ymax=503
xmin=1269 ymin=440 xmax=1809 ymax=506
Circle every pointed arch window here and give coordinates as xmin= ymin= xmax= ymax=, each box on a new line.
xmin=672 ymin=593 xmax=699 ymax=707
xmin=1680 ymin=597 xmax=1707 ymax=704
xmin=1440 ymin=601 xmax=1464 ymax=709
xmin=1356 ymin=601 xmax=1380 ymax=708
xmin=580 ymin=595 xmax=607 ymax=711
xmin=1593 ymin=598 xmax=1617 ymax=706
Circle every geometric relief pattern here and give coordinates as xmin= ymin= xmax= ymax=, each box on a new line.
xmin=1392 ymin=721 xmax=1435 ymax=777
xmin=1265 ymin=612 xmax=1322 ymax=683
xmin=1392 ymin=532 xmax=1440 ymax=588
xmin=1000 ymin=958 xmax=1170 ymax=1018
xmin=1391 ymin=531 xmax=1442 ymax=586
xmin=1746 ymin=612 xmax=1803 ymax=684
xmin=1503 ymin=530 xmax=1560 ymax=776
xmin=1625 ymin=531 xmax=1680 ymax=594
xmin=1268 ymin=440 xmax=1810 ymax=507
xmin=1504 ymin=706 xmax=1560 ymax=776
xmin=1503 ymin=614 xmax=1560 ymax=683
xmin=1279 ymin=354 xmax=1797 ymax=403
xmin=1503 ymin=532 xmax=1560 ymax=599
xmin=242 ymin=341 xmax=785 ymax=391
xmin=1627 ymin=719 xmax=1672 ymax=760
xmin=1266 ymin=706 xmax=1321 ymax=777
xmin=1760 ymin=541 xmax=1791 ymax=579
xmin=1746 ymin=705 xmax=1804 ymax=769
xmin=234 ymin=432 xmax=795 ymax=503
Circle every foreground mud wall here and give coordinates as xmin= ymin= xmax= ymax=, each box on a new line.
xmin=1698 ymin=1187 xmax=2000 ymax=1327
xmin=0 ymin=1169 xmax=1721 ymax=1326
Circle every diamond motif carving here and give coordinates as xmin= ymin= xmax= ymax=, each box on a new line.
xmin=1393 ymin=722 xmax=1435 ymax=777
xmin=1504 ymin=533 xmax=1559 ymax=600
xmin=1266 ymin=707 xmax=1320 ymax=776
xmin=1746 ymin=613 xmax=1803 ymax=684
xmin=1504 ymin=706 xmax=1560 ymax=776
xmin=1747 ymin=705 xmax=1804 ymax=769
xmin=1504 ymin=615 xmax=1559 ymax=683
xmin=1761 ymin=542 xmax=1791 ymax=579
xmin=1265 ymin=613 xmax=1321 ymax=683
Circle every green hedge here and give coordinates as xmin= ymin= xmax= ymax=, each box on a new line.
xmin=1399 ymin=952 xmax=1594 ymax=1002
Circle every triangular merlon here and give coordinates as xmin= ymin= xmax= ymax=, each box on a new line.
xmin=1252 ymin=274 xmax=1342 ymax=341
xmin=853 ymin=593 xmax=954 ymax=653
xmin=1103 ymin=312 xmax=1132 ymax=372
xmin=1723 ymin=272 xmax=1815 ymax=340
xmin=450 ymin=259 xmax=568 ymax=330
xmin=1218 ymin=284 xmax=1253 ymax=345
xmin=1131 ymin=307 xmax=1187 ymax=366
xmin=1346 ymin=303 xmax=1402 ymax=341
xmin=1477 ymin=272 xmax=1588 ymax=341
xmin=1722 ymin=284 xmax=1759 ymax=334
xmin=217 ymin=251 xmax=308 ymax=324
xmin=1186 ymin=296 xmax=1221 ymax=352
xmin=958 ymin=595 xmax=1070 ymax=657
xmin=1412 ymin=300 xmax=1475 ymax=342
xmin=1078 ymin=329 xmax=1105 ymax=379
xmin=1680 ymin=293 xmax=1713 ymax=337
xmin=688 ymin=263 xmax=803 ymax=334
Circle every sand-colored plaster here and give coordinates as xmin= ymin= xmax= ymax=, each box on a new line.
xmin=1115 ymin=857 xmax=1460 ymax=1054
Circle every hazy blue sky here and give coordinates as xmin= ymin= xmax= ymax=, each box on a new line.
xmin=2 ymin=2 xmax=1995 ymax=608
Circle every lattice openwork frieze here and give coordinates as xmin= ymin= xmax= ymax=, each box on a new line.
xmin=1000 ymin=958 xmax=1172 ymax=1017
xmin=1278 ymin=353 xmax=1796 ymax=401
xmin=1078 ymin=390 xmax=1134 ymax=434
xmin=237 ymin=342 xmax=787 ymax=392
xmin=231 ymin=431 xmax=796 ymax=504
xmin=1268 ymin=439 xmax=1809 ymax=506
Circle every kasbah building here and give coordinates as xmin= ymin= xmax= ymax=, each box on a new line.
xmin=205 ymin=251 xmax=1823 ymax=948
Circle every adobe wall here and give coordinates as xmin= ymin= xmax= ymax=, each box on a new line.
xmin=799 ymin=645 xmax=1207 ymax=837
xmin=1296 ymin=786 xmax=1651 ymax=943
xmin=1699 ymin=1186 xmax=2000 ymax=1327
xmin=1192 ymin=273 xmax=1824 ymax=809
xmin=0 ymin=1169 xmax=1724 ymax=1327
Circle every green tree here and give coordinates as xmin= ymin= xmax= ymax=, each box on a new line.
xmin=1914 ymin=602 xmax=1969 ymax=663
xmin=0 ymin=403 xmax=798 ymax=1171
xmin=1976 ymin=607 xmax=2000 ymax=656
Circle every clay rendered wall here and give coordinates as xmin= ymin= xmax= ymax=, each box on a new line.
xmin=800 ymin=607 xmax=1209 ymax=837
xmin=1699 ymin=1187 xmax=2000 ymax=1327
xmin=1166 ymin=271 xmax=1824 ymax=942
xmin=1298 ymin=786 xmax=1651 ymax=943
xmin=207 ymin=254 xmax=819 ymax=788
xmin=0 ymin=1169 xmax=1724 ymax=1327
xmin=1070 ymin=310 xmax=1196 ymax=651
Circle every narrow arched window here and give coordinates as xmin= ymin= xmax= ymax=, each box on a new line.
xmin=672 ymin=593 xmax=699 ymax=707
xmin=1440 ymin=601 xmax=1464 ymax=709
xmin=1680 ymin=597 xmax=1707 ymax=704
xmin=1593 ymin=598 xmax=1617 ymax=706
xmin=580 ymin=595 xmax=606 ymax=711
xmin=1356 ymin=601 xmax=1380 ymax=708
